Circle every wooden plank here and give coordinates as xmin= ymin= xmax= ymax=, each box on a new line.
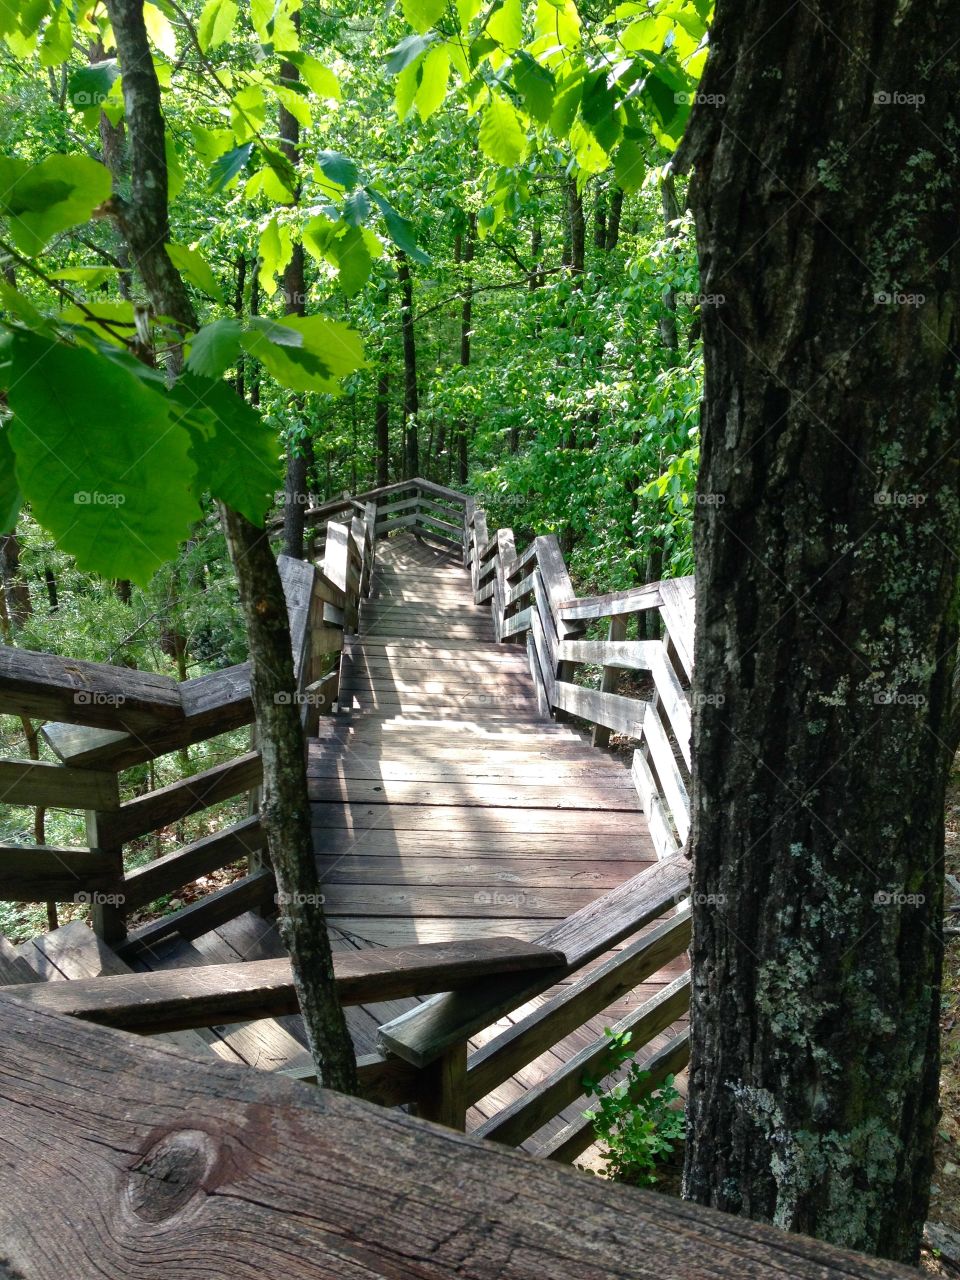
xmin=2 ymin=938 xmax=564 ymax=1031
xmin=593 ymin=616 xmax=628 ymax=749
xmin=657 ymin=576 xmax=696 ymax=678
xmin=650 ymin=643 xmax=692 ymax=768
xmin=632 ymin=750 xmax=682 ymax=860
xmin=642 ymin=712 xmax=690 ymax=843
xmin=0 ymin=844 xmax=120 ymax=902
xmin=558 ymin=580 xmax=663 ymax=623
xmin=473 ymin=973 xmax=690 ymax=1147
xmin=0 ymin=936 xmax=38 ymax=985
xmin=104 ymin=752 xmax=263 ymax=846
xmin=558 ymin=639 xmax=661 ymax=670
xmin=315 ymin=854 xmax=633 ymax=888
xmin=312 ymin=828 xmax=654 ymax=860
xmin=122 ymin=816 xmax=267 ymax=911
xmin=539 ymin=1029 xmax=692 ymax=1164
xmin=321 ymin=884 xmax=602 ymax=919
xmin=307 ymin=777 xmax=641 ymax=812
xmin=466 ymin=907 xmax=691 ymax=1104
xmin=0 ymin=758 xmax=118 ymax=811
xmin=0 ymin=646 xmax=183 ymax=731
xmin=310 ymin=803 xmax=646 ymax=836
xmin=551 ymin=681 xmax=645 ymax=739
xmin=377 ymin=854 xmax=689 ymax=1067
xmin=0 ymin=994 xmax=913 ymax=1280
xmin=118 ymin=870 xmax=275 ymax=958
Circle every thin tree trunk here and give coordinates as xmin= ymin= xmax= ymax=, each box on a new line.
xmin=375 ymin=358 xmax=390 ymax=486
xmin=454 ymin=216 xmax=475 ymax=485
xmin=594 ymin=188 xmax=607 ymax=250
xmin=677 ymin=0 xmax=959 ymax=1262
xmin=396 ymin=251 xmax=419 ymax=478
xmin=659 ymin=173 xmax=680 ymax=356
xmin=104 ymin=0 xmax=357 ymax=1092
xmin=234 ymin=252 xmax=247 ymax=398
xmin=605 ymin=188 xmax=624 ymax=250
xmin=567 ymin=180 xmax=585 ymax=284
xmin=0 ymin=533 xmax=31 ymax=627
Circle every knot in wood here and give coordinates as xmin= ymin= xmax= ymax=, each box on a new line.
xmin=126 ymin=1129 xmax=219 ymax=1224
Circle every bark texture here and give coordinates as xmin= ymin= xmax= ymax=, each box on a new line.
xmin=677 ymin=0 xmax=960 ymax=1262
xmin=397 ymin=251 xmax=419 ymax=478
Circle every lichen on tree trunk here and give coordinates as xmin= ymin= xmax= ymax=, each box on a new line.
xmin=676 ymin=0 xmax=960 ymax=1262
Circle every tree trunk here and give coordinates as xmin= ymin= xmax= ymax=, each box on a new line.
xmin=454 ymin=217 xmax=475 ymax=485
xmin=605 ymin=188 xmax=624 ymax=250
xmin=104 ymin=0 xmax=357 ymax=1092
xmin=677 ymin=0 xmax=960 ymax=1262
xmin=567 ymin=180 xmax=585 ymax=283
xmin=594 ymin=188 xmax=607 ymax=250
xmin=396 ymin=252 xmax=419 ymax=478
xmin=658 ymin=173 xmax=680 ymax=356
xmin=0 ymin=534 xmax=31 ymax=627
xmin=234 ymin=252 xmax=247 ymax=398
xmin=375 ymin=359 xmax=390 ymax=487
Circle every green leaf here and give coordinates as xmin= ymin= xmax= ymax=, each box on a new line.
xmin=169 ymin=373 xmax=278 ymax=524
xmin=513 ymin=52 xmax=554 ymax=123
xmin=302 ymin=214 xmax=338 ymax=264
xmin=166 ymin=243 xmax=224 ymax=302
xmin=208 ymin=141 xmax=253 ymax=192
xmin=0 ymin=428 xmax=21 ymax=533
xmin=49 ymin=264 xmax=118 ymax=287
xmin=394 ymin=57 xmax=422 ymax=120
xmin=478 ymin=93 xmax=527 ymax=166
xmin=285 ymin=51 xmax=341 ymax=99
xmin=401 ymin=0 xmax=446 ymax=34
xmin=613 ymin=138 xmax=646 ymax=192
xmin=68 ymin=60 xmax=119 ymax=111
xmin=38 ymin=2 xmax=71 ymax=66
xmin=197 ymin=0 xmax=237 ymax=51
xmin=60 ymin=300 xmax=136 ymax=347
xmin=241 ymin=315 xmax=365 ymax=394
xmin=0 ymin=154 xmax=112 ymax=256
xmin=185 ymin=318 xmax=244 ymax=379
xmin=368 ymin=189 xmax=430 ymax=265
xmin=316 ymin=149 xmax=359 ymax=192
xmin=386 ymin=32 xmax=435 ymax=75
xmin=487 ymin=0 xmax=522 ymax=53
xmin=143 ymin=2 xmax=177 ymax=58
xmin=415 ymin=44 xmax=450 ymax=120
xmin=258 ymin=217 xmax=293 ymax=286
xmin=334 ymin=225 xmax=372 ymax=296
xmin=342 ymin=188 xmax=371 ymax=227
xmin=0 ymin=330 xmax=201 ymax=583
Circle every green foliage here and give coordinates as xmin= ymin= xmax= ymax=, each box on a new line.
xmin=583 ymin=1029 xmax=687 ymax=1185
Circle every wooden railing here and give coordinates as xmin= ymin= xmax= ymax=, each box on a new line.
xmin=0 ymin=502 xmax=379 ymax=943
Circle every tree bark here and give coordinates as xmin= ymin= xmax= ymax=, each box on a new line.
xmin=396 ymin=251 xmax=419 ymax=478
xmin=0 ymin=533 xmax=31 ymax=627
xmin=455 ymin=217 xmax=475 ymax=486
xmin=104 ymin=0 xmax=357 ymax=1092
xmin=658 ymin=173 xmax=680 ymax=356
xmin=567 ymin=180 xmax=585 ymax=283
xmin=676 ymin=0 xmax=960 ymax=1262
xmin=605 ymin=188 xmax=624 ymax=250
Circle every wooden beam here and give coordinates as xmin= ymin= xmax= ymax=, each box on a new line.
xmin=121 ymin=816 xmax=267 ymax=911
xmin=0 ymin=845 xmax=120 ymax=903
xmin=0 ymin=759 xmax=118 ymax=811
xmin=117 ymin=870 xmax=276 ymax=957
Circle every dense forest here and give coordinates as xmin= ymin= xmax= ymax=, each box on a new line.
xmin=0 ymin=0 xmax=958 ymax=1273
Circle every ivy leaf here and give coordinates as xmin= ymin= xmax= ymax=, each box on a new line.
xmin=67 ymin=60 xmax=119 ymax=111
xmin=334 ymin=225 xmax=372 ymax=296
xmin=316 ymin=149 xmax=359 ymax=192
xmin=0 ymin=330 xmax=201 ymax=583
xmin=166 ymin=243 xmax=224 ymax=302
xmin=185 ymin=317 xmax=244 ymax=379
xmin=415 ymin=44 xmax=450 ymax=120
xmin=0 ymin=428 xmax=22 ymax=534
xmin=479 ymin=93 xmax=527 ymax=166
xmin=368 ymin=189 xmax=430 ymax=265
xmin=197 ymin=0 xmax=237 ymax=51
xmin=241 ymin=315 xmax=365 ymax=394
xmin=513 ymin=52 xmax=554 ymax=123
xmin=401 ymin=0 xmax=446 ymax=34
xmin=169 ymin=373 xmax=279 ymax=525
xmin=208 ymin=141 xmax=253 ymax=192
xmin=0 ymin=154 xmax=112 ymax=256
xmin=386 ymin=32 xmax=435 ymax=75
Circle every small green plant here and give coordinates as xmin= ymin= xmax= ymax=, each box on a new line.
xmin=583 ymin=1029 xmax=686 ymax=1186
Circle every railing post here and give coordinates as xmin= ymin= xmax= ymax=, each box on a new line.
xmin=593 ymin=615 xmax=628 ymax=748
xmin=415 ymin=1041 xmax=468 ymax=1131
xmin=85 ymin=803 xmax=126 ymax=944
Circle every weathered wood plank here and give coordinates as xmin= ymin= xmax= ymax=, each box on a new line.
xmin=103 ymin=752 xmax=263 ymax=846
xmin=632 ymin=750 xmax=682 ymax=860
xmin=306 ymin=777 xmax=641 ymax=812
xmin=558 ymin=580 xmax=663 ymax=623
xmin=122 ymin=816 xmax=267 ymax=911
xmin=0 ymin=844 xmax=120 ymax=902
xmin=551 ymin=681 xmax=646 ymax=739
xmin=118 ymin=870 xmax=275 ymax=958
xmin=0 ymin=758 xmax=119 ymax=811
xmin=657 ymin=576 xmax=696 ymax=678
xmin=641 ymin=712 xmax=690 ymax=843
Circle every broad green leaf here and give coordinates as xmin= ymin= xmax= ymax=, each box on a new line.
xmin=208 ymin=141 xmax=253 ymax=191
xmin=169 ymin=373 xmax=278 ymax=524
xmin=0 ymin=0 xmax=19 ymax=37
xmin=569 ymin=119 xmax=609 ymax=174
xmin=613 ymin=137 xmax=646 ymax=192
xmin=144 ymin=3 xmax=177 ymax=58
xmin=0 ymin=330 xmax=201 ymax=583
xmin=286 ymin=52 xmax=341 ymax=100
xmin=302 ymin=214 xmax=338 ymax=264
xmin=549 ymin=64 xmax=585 ymax=136
xmin=244 ymin=165 xmax=297 ymax=205
xmin=479 ymin=93 xmax=527 ymax=166
xmin=532 ymin=0 xmax=580 ymax=62
xmin=415 ymin=45 xmax=450 ymax=120
xmin=252 ymin=0 xmax=298 ymax=48
xmin=401 ymin=0 xmax=446 ymax=34
xmin=68 ymin=60 xmax=119 ymax=111
xmin=197 ymin=0 xmax=237 ymax=51
xmin=38 ymin=2 xmax=71 ymax=65
xmin=488 ymin=0 xmax=522 ymax=54
xmin=231 ymin=83 xmax=267 ymax=141
xmin=0 ymin=429 xmax=21 ymax=534
xmin=241 ymin=315 xmax=365 ymax=394
xmin=456 ymin=0 xmax=482 ymax=28
xmin=192 ymin=125 xmax=235 ymax=165
xmin=581 ymin=70 xmax=622 ymax=151
xmin=386 ymin=32 xmax=435 ymax=75
xmin=186 ymin=318 xmax=244 ymax=378
xmin=316 ymin=149 xmax=358 ymax=192
xmin=275 ymin=82 xmax=312 ymax=128
xmin=0 ymin=154 xmax=112 ymax=256
xmin=368 ymin=189 xmax=430 ymax=265
xmin=60 ymin=301 xmax=137 ymax=347
xmin=49 ymin=264 xmax=117 ymax=286
xmin=166 ymin=135 xmax=185 ymax=200
xmin=513 ymin=52 xmax=555 ymax=123
xmin=334 ymin=225 xmax=372 ymax=295
xmin=258 ymin=217 xmax=293 ymax=285
xmin=166 ymin=243 xmax=224 ymax=302
xmin=395 ymin=57 xmax=422 ymax=120
xmin=343 ymin=188 xmax=371 ymax=227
